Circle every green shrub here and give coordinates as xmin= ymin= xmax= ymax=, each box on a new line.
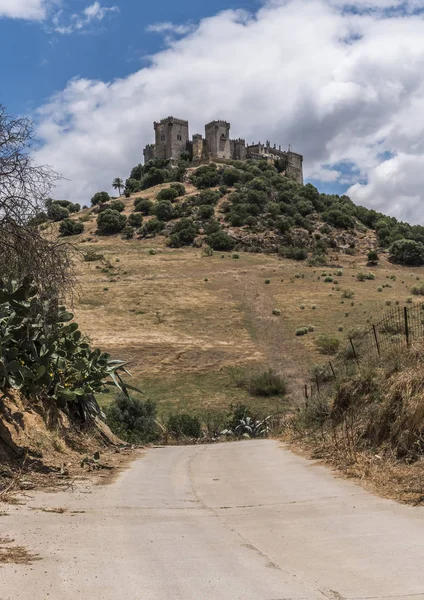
xmin=198 ymin=205 xmax=215 ymax=220
xmin=296 ymin=327 xmax=308 ymax=336
xmin=390 ymin=239 xmax=424 ymax=266
xmin=106 ymin=393 xmax=160 ymax=444
xmin=367 ymin=250 xmax=379 ymax=264
xmin=170 ymin=183 xmax=186 ymax=196
xmin=128 ymin=213 xmax=143 ymax=228
xmin=357 ymin=271 xmax=375 ymax=281
xmin=59 ymin=219 xmax=84 ymax=236
xmin=141 ymin=218 xmax=165 ymax=236
xmin=134 ymin=198 xmax=153 ymax=215
xmin=122 ymin=225 xmax=135 ymax=239
xmin=167 ymin=414 xmax=202 ymax=440
xmin=324 ymin=276 xmax=333 ymax=283
xmin=342 ymin=289 xmax=354 ymax=299
xmin=153 ymin=200 xmax=174 ymax=221
xmin=308 ymin=324 xmax=315 ymax=332
xmin=149 ymin=249 xmax=157 ymax=255
xmin=316 ymin=334 xmax=340 ymax=355
xmin=232 ymin=253 xmax=240 ymax=259
xmin=411 ymin=283 xmax=424 ymax=295
xmin=248 ymin=369 xmax=287 ymax=397
xmin=377 ymin=286 xmax=383 ymax=292
xmin=406 ymin=296 xmax=413 ymax=303
xmin=272 ymin=309 xmax=281 ymax=316
xmin=97 ymin=209 xmax=127 ymax=235
xmin=47 ymin=203 xmax=69 ymax=222
xmin=265 ymin=279 xmax=271 ymax=284
xmin=91 ymin=191 xmax=110 ymax=206
xmin=110 ymin=200 xmax=125 ymax=213
xmin=157 ymin=187 xmax=179 ymax=202
xmin=83 ymin=249 xmax=104 ymax=262
xmin=206 ymin=231 xmax=235 ymax=251
xmin=169 ymin=218 xmax=198 ymax=247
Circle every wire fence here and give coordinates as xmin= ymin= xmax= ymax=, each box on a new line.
xmin=305 ymin=301 xmax=424 ymax=399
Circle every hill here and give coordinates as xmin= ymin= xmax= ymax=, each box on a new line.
xmin=48 ymin=160 xmax=424 ymax=421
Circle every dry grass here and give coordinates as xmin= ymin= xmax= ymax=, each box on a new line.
xmin=71 ymin=214 xmax=424 ymax=415
xmin=0 ymin=538 xmax=40 ymax=564
xmin=286 ymin=345 xmax=424 ymax=504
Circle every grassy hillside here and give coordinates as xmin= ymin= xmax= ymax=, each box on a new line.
xmin=51 ymin=160 xmax=424 ymax=419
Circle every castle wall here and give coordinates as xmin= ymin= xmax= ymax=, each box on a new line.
xmin=143 ymin=144 xmax=155 ymax=163
xmin=286 ymin=152 xmax=304 ymax=185
xmin=192 ymin=134 xmax=204 ymax=161
xmin=205 ymin=121 xmax=231 ymax=160
xmin=231 ymin=139 xmax=247 ymax=161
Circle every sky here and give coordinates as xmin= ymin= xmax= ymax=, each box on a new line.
xmin=2 ymin=0 xmax=424 ymax=223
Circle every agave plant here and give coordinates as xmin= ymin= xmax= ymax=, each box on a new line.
xmin=0 ymin=280 xmax=139 ymax=421
xmin=221 ymin=414 xmax=271 ymax=439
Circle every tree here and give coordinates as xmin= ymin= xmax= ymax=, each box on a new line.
xmin=97 ymin=209 xmax=127 ymax=235
xmin=0 ymin=104 xmax=72 ymax=300
xmin=47 ymin=203 xmax=70 ymax=222
xmin=367 ymin=250 xmax=379 ymax=265
xmin=110 ymin=200 xmax=125 ymax=213
xmin=389 ymin=239 xmax=424 ymax=266
xmin=112 ymin=177 xmax=124 ymax=196
xmin=153 ymin=200 xmax=174 ymax=222
xmin=59 ymin=219 xmax=84 ymax=237
xmin=91 ymin=191 xmax=110 ymax=206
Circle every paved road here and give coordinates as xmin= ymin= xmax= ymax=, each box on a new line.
xmin=2 ymin=440 xmax=424 ymax=599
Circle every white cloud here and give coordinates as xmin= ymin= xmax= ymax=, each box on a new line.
xmin=53 ymin=1 xmax=118 ymax=34
xmin=34 ymin=0 xmax=424 ymax=223
xmin=0 ymin=0 xmax=50 ymax=20
xmin=146 ymin=21 xmax=196 ymax=36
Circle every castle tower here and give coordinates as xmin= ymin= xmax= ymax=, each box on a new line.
xmin=205 ymin=120 xmax=231 ymax=160
xmin=153 ymin=117 xmax=189 ymax=162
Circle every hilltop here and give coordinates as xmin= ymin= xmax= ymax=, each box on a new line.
xmin=42 ymin=159 xmax=424 ymax=421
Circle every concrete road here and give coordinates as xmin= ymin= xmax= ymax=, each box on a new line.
xmin=1 ymin=440 xmax=424 ymax=600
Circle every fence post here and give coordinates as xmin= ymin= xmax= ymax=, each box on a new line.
xmin=372 ymin=324 xmax=381 ymax=357
xmin=304 ymin=384 xmax=309 ymax=399
xmin=349 ymin=337 xmax=359 ymax=365
xmin=315 ymin=374 xmax=320 ymax=393
xmin=404 ymin=306 xmax=410 ymax=348
xmin=329 ymin=361 xmax=336 ymax=378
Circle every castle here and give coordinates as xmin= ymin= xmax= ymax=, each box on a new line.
xmin=143 ymin=117 xmax=304 ymax=185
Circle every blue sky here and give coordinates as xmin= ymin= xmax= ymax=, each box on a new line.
xmin=2 ymin=0 xmax=424 ymax=222
xmin=0 ymin=0 xmax=261 ymax=115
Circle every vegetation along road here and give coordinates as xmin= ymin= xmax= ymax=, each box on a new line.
xmin=2 ymin=440 xmax=424 ymax=599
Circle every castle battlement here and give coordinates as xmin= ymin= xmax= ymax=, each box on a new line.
xmin=154 ymin=116 xmax=189 ymax=129
xmin=143 ymin=117 xmax=304 ymax=184
xmin=205 ymin=120 xmax=230 ymax=129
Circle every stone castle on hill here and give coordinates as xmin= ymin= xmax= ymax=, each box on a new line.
xmin=143 ymin=116 xmax=304 ymax=185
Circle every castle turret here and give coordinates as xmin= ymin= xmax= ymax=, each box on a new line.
xmin=153 ymin=116 xmax=189 ymax=162
xmin=205 ymin=120 xmax=231 ymax=160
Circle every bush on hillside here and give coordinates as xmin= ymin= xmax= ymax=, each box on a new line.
xmin=106 ymin=393 xmax=160 ymax=444
xmin=153 ymin=200 xmax=174 ymax=222
xmin=248 ymin=369 xmax=287 ymax=397
xmin=198 ymin=205 xmax=215 ymax=220
xmin=157 ymin=187 xmax=179 ymax=202
xmin=134 ymin=198 xmax=153 ymax=215
xmin=206 ymin=230 xmax=235 ymax=251
xmin=121 ymin=225 xmax=135 ymax=239
xmin=59 ymin=219 xmax=84 ymax=236
xmin=47 ymin=203 xmax=69 ymax=222
xmin=97 ymin=209 xmax=127 ymax=235
xmin=169 ymin=218 xmax=198 ymax=248
xmin=125 ymin=178 xmax=141 ymax=194
xmin=170 ymin=182 xmax=186 ymax=196
xmin=128 ymin=213 xmax=143 ymax=228
xmin=367 ymin=250 xmax=379 ymax=265
xmin=390 ymin=239 xmax=424 ymax=266
xmin=140 ymin=218 xmax=165 ymax=236
xmin=316 ymin=334 xmax=340 ymax=355
xmin=110 ymin=200 xmax=125 ymax=213
xmin=141 ymin=167 xmax=168 ymax=189
xmin=91 ymin=191 xmax=110 ymax=206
